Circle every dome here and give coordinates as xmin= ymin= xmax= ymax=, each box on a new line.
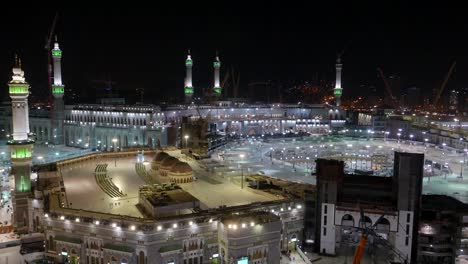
xmin=160 ymin=156 xmax=179 ymax=168
xmin=153 ymin=152 xmax=169 ymax=162
xmin=170 ymin=162 xmax=192 ymax=174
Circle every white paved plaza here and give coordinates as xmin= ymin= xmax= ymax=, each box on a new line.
xmin=212 ymin=136 xmax=468 ymax=202
xmin=2 ymin=135 xmax=467 ymax=217
xmin=60 ymin=156 xmax=146 ymax=217
xmin=59 ymin=151 xmax=279 ymax=216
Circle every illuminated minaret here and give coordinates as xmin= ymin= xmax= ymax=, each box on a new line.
xmin=8 ymin=55 xmax=35 ymax=230
xmin=51 ymin=37 xmax=65 ymax=145
xmin=213 ymin=52 xmax=221 ymax=96
xmin=184 ymin=50 xmax=194 ymax=103
xmin=334 ymin=56 xmax=343 ymax=107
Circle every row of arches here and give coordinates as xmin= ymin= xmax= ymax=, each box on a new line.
xmin=68 ymin=114 xmax=148 ymax=126
xmin=341 ymin=214 xmax=390 ymax=231
xmin=64 ymin=126 xmax=161 ymax=151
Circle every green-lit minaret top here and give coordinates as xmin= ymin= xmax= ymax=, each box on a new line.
xmin=9 ymin=55 xmax=29 ymax=95
xmin=51 ymin=48 xmax=62 ymax=57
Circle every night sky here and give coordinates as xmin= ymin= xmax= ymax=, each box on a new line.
xmin=0 ymin=3 xmax=466 ymax=104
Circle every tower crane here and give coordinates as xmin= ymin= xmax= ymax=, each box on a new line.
xmin=221 ymin=70 xmax=231 ymax=98
xmin=433 ymin=61 xmax=456 ymax=110
xmin=377 ymin=68 xmax=399 ymax=109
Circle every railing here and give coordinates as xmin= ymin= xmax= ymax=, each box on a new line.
xmin=296 ymin=245 xmax=313 ymax=264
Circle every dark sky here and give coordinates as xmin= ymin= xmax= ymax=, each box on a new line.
xmin=0 ymin=3 xmax=466 ymax=104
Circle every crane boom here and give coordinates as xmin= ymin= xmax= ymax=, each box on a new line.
xmin=433 ymin=61 xmax=456 ymax=107
xmin=377 ymin=67 xmax=397 ymax=107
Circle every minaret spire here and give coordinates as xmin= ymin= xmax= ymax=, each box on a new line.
xmin=51 ymin=37 xmax=65 ymax=145
xmin=333 ymin=54 xmax=343 ymax=107
xmin=8 ymin=53 xmax=35 ymax=231
xmin=213 ymin=50 xmax=221 ymax=96
xmin=184 ymin=49 xmax=194 ymax=103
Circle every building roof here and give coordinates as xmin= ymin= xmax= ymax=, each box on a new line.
xmin=153 ymin=151 xmax=169 ymax=162
xmin=170 ymin=162 xmax=192 ymax=174
xmin=147 ymin=189 xmax=199 ymax=207
xmin=422 ymin=194 xmax=468 ymax=212
xmin=160 ymin=156 xmax=179 ymax=168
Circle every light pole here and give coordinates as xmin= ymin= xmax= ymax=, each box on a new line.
xmin=384 ymin=131 xmax=389 ymax=142
xmin=460 ymin=160 xmax=464 ymax=179
xmin=239 ymin=154 xmax=245 ymax=189
xmin=397 ymin=133 xmax=401 ymax=144
xmin=184 ymin=135 xmax=189 ymax=149
xmin=424 ymin=138 xmax=429 ymax=173
xmin=112 ymin=138 xmax=118 ymax=167
xmin=460 ymin=150 xmax=467 ymax=179
xmin=409 ymin=134 xmax=414 ymax=145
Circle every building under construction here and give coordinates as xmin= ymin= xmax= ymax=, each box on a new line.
xmin=306 ymin=152 xmax=424 ymax=264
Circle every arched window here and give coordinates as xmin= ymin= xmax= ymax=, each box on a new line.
xmin=375 ymin=217 xmax=391 ymax=232
xmin=341 ymin=214 xmax=354 ymax=227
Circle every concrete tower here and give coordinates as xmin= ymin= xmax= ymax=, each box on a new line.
xmin=51 ymin=37 xmax=65 ymax=145
xmin=334 ymin=56 xmax=343 ymax=107
xmin=213 ymin=52 xmax=221 ymax=96
xmin=184 ymin=50 xmax=194 ymax=103
xmin=8 ymin=55 xmax=35 ymax=230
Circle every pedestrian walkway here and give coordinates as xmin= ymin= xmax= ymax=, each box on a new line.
xmin=280 ymin=252 xmax=308 ymax=264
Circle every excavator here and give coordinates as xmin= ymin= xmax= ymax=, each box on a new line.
xmin=352 ymin=208 xmax=408 ymax=264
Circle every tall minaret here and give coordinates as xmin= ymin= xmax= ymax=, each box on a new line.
xmin=334 ymin=56 xmax=343 ymax=107
xmin=8 ymin=55 xmax=35 ymax=230
xmin=51 ymin=37 xmax=65 ymax=145
xmin=184 ymin=50 xmax=194 ymax=103
xmin=213 ymin=52 xmax=221 ymax=96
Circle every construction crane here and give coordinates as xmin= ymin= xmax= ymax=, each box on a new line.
xmin=221 ymin=70 xmax=231 ymax=98
xmin=230 ymin=67 xmax=240 ymax=98
xmin=352 ymin=208 xmax=408 ymax=264
xmin=433 ymin=61 xmax=456 ymax=109
xmin=377 ymin=68 xmax=399 ymax=109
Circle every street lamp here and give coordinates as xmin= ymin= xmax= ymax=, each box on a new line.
xmin=112 ymin=138 xmax=118 ymax=166
xmin=459 ymin=160 xmax=464 ymax=179
xmin=184 ymin=135 xmax=189 ymax=149
xmin=409 ymin=134 xmax=414 ymax=145
xmin=397 ymin=133 xmax=401 ymax=143
xmin=239 ymin=154 xmax=245 ymax=189
xmin=459 ymin=150 xmax=467 ymax=179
